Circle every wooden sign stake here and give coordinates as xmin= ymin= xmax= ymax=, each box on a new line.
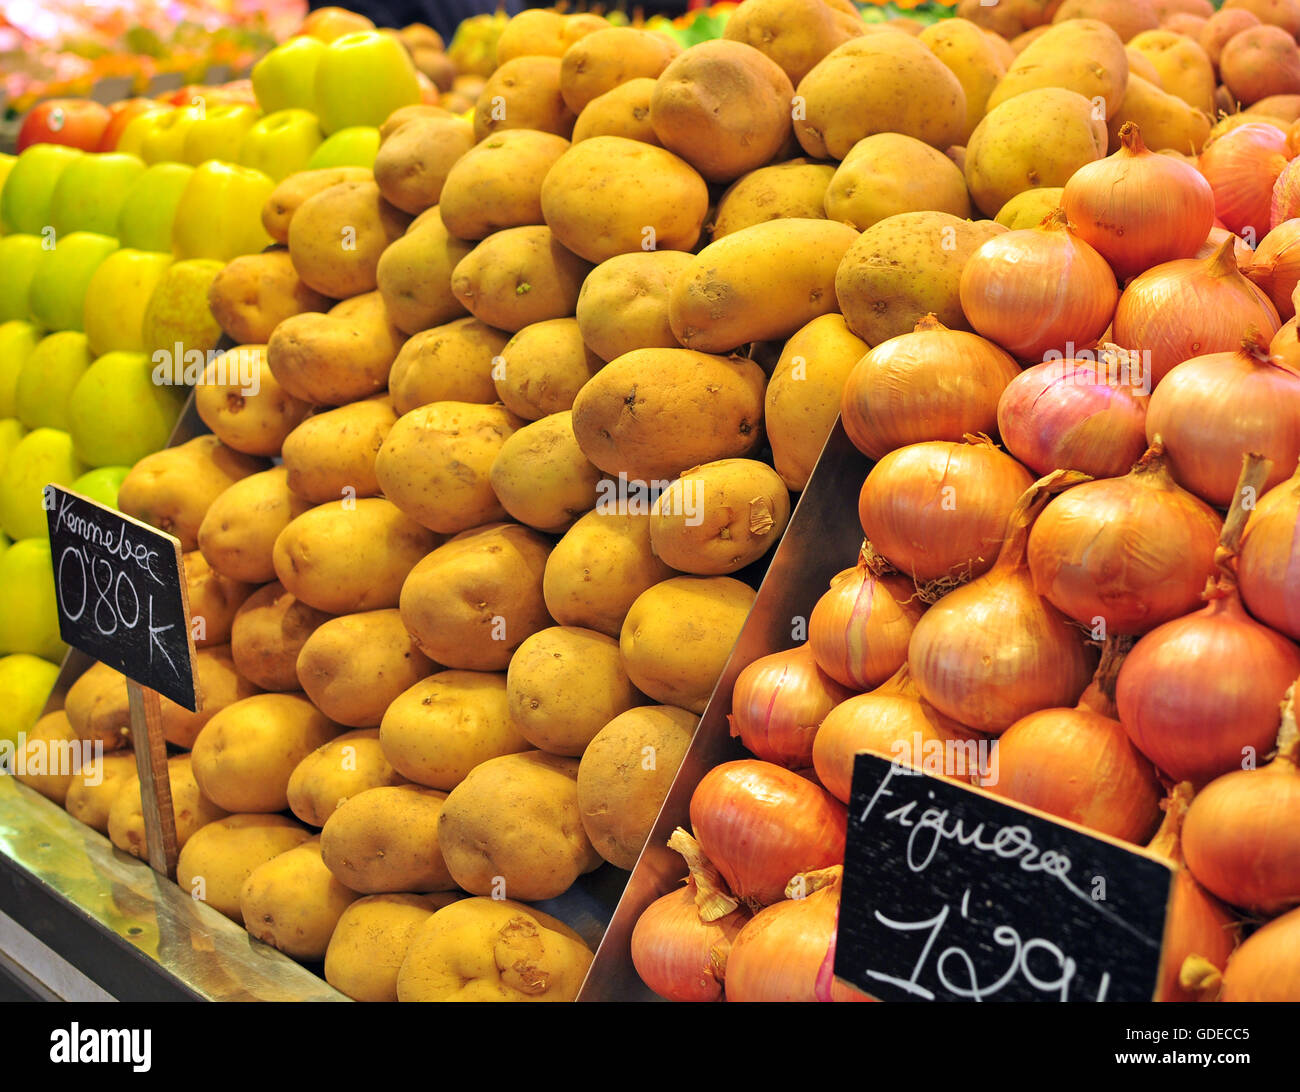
xmin=126 ymin=681 xmax=179 ymax=880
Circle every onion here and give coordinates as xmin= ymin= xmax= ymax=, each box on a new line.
xmin=1272 ymin=315 xmax=1300 ymax=371
xmin=1197 ymin=122 xmax=1290 ymax=237
xmin=1026 ymin=440 xmax=1223 ymax=635
xmin=1194 ymin=224 xmax=1254 ymax=265
xmin=1221 ymin=905 xmax=1300 ymax=1001
xmin=857 ymin=436 xmax=1035 ymax=586
xmin=1113 ymin=238 xmax=1281 ymax=387
xmin=728 ymin=644 xmax=856 ymax=769
xmin=996 ymin=347 xmax=1150 ymax=480
xmin=984 ymin=637 xmax=1163 ymax=843
xmin=811 ymin=666 xmax=983 ymax=803
xmin=841 ymin=314 xmax=1021 ymax=461
xmin=1181 ymin=685 xmax=1300 ymax=915
xmin=1272 ymin=159 xmax=1300 ymax=229
xmin=958 ymin=209 xmax=1119 ymax=362
xmin=630 ymin=829 xmax=749 ymax=1002
xmin=807 ymin=555 xmax=922 ymax=691
xmin=1061 ymin=122 xmax=1215 ymax=282
xmin=907 ymin=472 xmax=1100 ymax=735
xmin=689 ymin=759 xmax=846 ymax=910
xmin=1246 ymin=217 xmax=1300 ymax=319
xmin=1239 ymin=457 xmax=1300 ymax=640
xmin=1145 ymin=330 xmax=1300 ymax=507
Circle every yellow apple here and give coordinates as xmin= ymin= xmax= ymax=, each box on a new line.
xmin=172 ymin=161 xmax=275 ymax=262
xmin=83 ymin=249 xmax=173 ymax=355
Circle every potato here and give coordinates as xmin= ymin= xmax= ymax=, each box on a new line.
xmin=571 ymin=78 xmax=661 ymax=145
xmin=576 ymin=703 xmax=697 ymax=868
xmin=474 ymin=56 xmax=576 ymax=141
xmin=372 ymin=114 xmax=476 ymax=215
xmin=920 ymin=17 xmax=1010 ymax=144
xmin=387 ymin=327 xmax=499 ymax=421
xmin=231 ymin=583 xmax=333 ymax=692
xmin=489 ymin=411 xmax=601 ymax=533
xmin=711 ymin=160 xmax=835 ymax=240
xmin=722 ymin=0 xmax=864 ymax=85
xmin=160 ymin=644 xmax=261 ymax=749
xmin=400 ymin=523 xmax=552 ymax=671
xmin=669 ymin=219 xmax=859 ymax=352
xmin=1125 ymin=45 xmax=1164 ymax=87
xmin=559 ymin=28 xmax=679 ymax=114
xmin=207 ymin=249 xmax=331 ymax=344
xmin=273 ymin=498 xmax=439 ymax=615
xmin=835 ymin=211 xmax=1007 ymax=344
xmin=192 ymin=692 xmax=342 ymax=813
xmin=995 ymin=187 xmax=1066 ymax=230
xmin=281 ymin=398 xmax=397 ymax=505
xmin=238 ymin=838 xmax=358 ymax=958
xmin=1106 ymin=74 xmax=1212 ymax=154
xmin=649 ymin=40 xmax=794 ymax=184
xmin=194 ymin=345 xmax=311 ymax=458
xmin=375 ymin=207 xmax=473 ymax=336
xmin=288 ymin=728 xmax=406 ymax=827
xmin=296 ymin=609 xmax=434 ymax=728
xmin=450 ymin=226 xmax=591 ymax=332
xmin=794 ymin=34 xmax=967 ymax=158
xmin=571 ymin=348 xmax=767 ymax=481
xmin=267 ymin=291 xmax=405 ymax=407
xmin=825 ymin=134 xmax=972 ymax=231
xmin=379 ymin=669 xmax=530 ymax=791
xmin=321 ymin=784 xmax=457 ymax=893
xmin=436 ymin=750 xmax=601 ymax=900
xmin=987 ymin=19 xmax=1129 ymax=118
xmin=107 ymin=754 xmax=228 ymax=860
xmin=574 ymin=252 xmax=690 ymax=363
xmin=375 ymin=402 xmax=522 ymax=534
xmin=620 ymin=575 xmax=756 ymax=713
xmin=13 ymin=711 xmax=80 ymax=805
xmin=325 ymin=893 xmax=458 ymax=1002
xmin=496 ymin=9 xmax=606 ymax=63
xmin=543 ymin=510 xmax=674 ymax=638
xmin=1052 ymin=0 xmax=1159 ymax=42
xmin=439 ymin=129 xmax=571 ymax=240
xmin=287 ymin=179 xmax=412 ymax=299
xmin=176 ymin=814 xmax=312 ymax=924
xmin=493 ymin=317 xmax=602 ymax=420
xmin=183 ymin=550 xmax=252 ymax=648
xmin=396 ymin=897 xmax=592 ymax=1002
xmin=379 ymin=104 xmax=453 ymax=142
xmin=64 ymin=752 xmax=139 ymax=834
xmin=64 ymin=660 xmax=130 ymax=751
xmin=261 ymin=166 xmax=373 ymax=244
xmin=540 ymin=136 xmax=709 ymax=263
xmin=118 ymin=436 xmax=267 ymax=552
xmin=649 ymin=459 xmax=792 ymax=575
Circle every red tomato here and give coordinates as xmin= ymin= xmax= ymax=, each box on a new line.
xmin=17 ymin=99 xmax=112 ymax=152
xmin=96 ymin=98 xmax=168 ymax=151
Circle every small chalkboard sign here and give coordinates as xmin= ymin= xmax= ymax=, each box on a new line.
xmin=836 ymin=754 xmax=1175 ymax=1003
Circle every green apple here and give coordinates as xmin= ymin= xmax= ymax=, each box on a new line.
xmin=48 ymin=152 xmax=146 ymax=236
xmin=142 ymin=258 xmax=225 ymax=361
xmin=83 ymin=249 xmax=173 ymax=356
xmin=313 ymin=31 xmax=420 ymax=135
xmin=27 ymin=231 xmax=119 ymax=332
xmin=0 ymin=538 xmax=67 ymax=663
xmin=0 ymin=235 xmax=44 ymax=323
xmin=239 ymin=108 xmax=325 ymax=182
xmin=68 ymin=350 xmax=187 ymax=467
xmin=0 ymin=144 xmax=84 ymax=236
xmin=172 ymin=161 xmax=274 ymax=262
xmin=70 ymin=465 xmax=130 ymax=510
xmin=116 ymin=162 xmax=194 ymax=253
xmin=138 ymin=105 xmax=204 ymax=165
xmin=14 ymin=330 xmax=93 ymax=431
xmin=0 ymin=426 xmax=86 ymax=540
xmin=306 ymin=126 xmax=381 ymax=170
xmin=0 ymin=654 xmax=61 ymax=746
xmin=0 ymin=419 xmax=26 ymax=476
xmin=253 ymin=36 xmax=328 ymax=113
xmin=0 ymin=321 xmax=42 ymax=415
xmin=182 ymin=103 xmax=262 ymax=166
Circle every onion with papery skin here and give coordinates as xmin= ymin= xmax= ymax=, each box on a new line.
xmin=728 ymin=644 xmax=856 ymax=769
xmin=1026 ymin=440 xmax=1222 ymax=635
xmin=958 ymin=210 xmax=1119 ymax=362
xmin=1239 ymin=457 xmax=1300 ymax=640
xmin=907 ymin=471 xmax=1099 ymax=735
xmin=689 ymin=759 xmax=846 ymax=910
xmin=858 ymin=437 xmax=1035 ymax=587
xmin=841 ymin=315 xmax=1021 ymax=461
xmin=1145 ymin=331 xmax=1300 ymax=507
xmin=1246 ymin=218 xmax=1300 ymax=319
xmin=1270 ymin=315 xmax=1300 ymax=371
xmin=1197 ymin=122 xmax=1289 ymax=237
xmin=1221 ymin=905 xmax=1300 ymax=1001
xmin=996 ymin=349 xmax=1150 ymax=480
xmin=1113 ymin=239 xmax=1281 ymax=387
xmin=1272 ymin=160 xmax=1300 ymax=230
xmin=808 ymin=556 xmax=923 ymax=692
xmin=1195 ymin=225 xmax=1254 ymax=265
xmin=1061 ymin=122 xmax=1215 ymax=282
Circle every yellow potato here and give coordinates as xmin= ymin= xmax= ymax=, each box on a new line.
xmin=262 ymin=166 xmax=372 ymax=244
xmin=183 ymin=550 xmax=253 ymax=648
xmin=438 ymin=129 xmax=571 ymax=240
xmin=711 ymin=160 xmax=835 ymax=240
xmin=493 ymin=317 xmax=603 ymax=420
xmin=994 ymin=187 xmax=1066 ymax=230
xmin=372 ymin=114 xmax=476 ymax=215
xmin=1106 ymin=74 xmax=1211 ymax=154
xmin=389 ymin=318 xmax=508 ymax=414
xmin=495 ymin=9 xmax=606 ymax=63
xmin=321 ymin=784 xmax=457 ymax=893
xmin=560 ymin=27 xmax=680 ymax=113
xmin=375 ymin=207 xmax=473 ymax=336
xmin=450 ymin=226 xmax=592 ymax=332
xmin=280 ymin=397 xmax=397 ymax=506
xmin=230 ymin=582 xmax=333 ymax=692
xmin=207 ymin=249 xmax=330 ymax=345
xmin=160 ymin=643 xmax=262 ymax=750
xmin=13 ymin=711 xmax=80 ymax=805
xmin=570 ymin=78 xmax=662 ymax=146
xmin=473 ymin=56 xmax=576 ymax=141
xmin=240 ymin=838 xmax=360 ymax=959
xmin=919 ymin=16 xmax=1010 ymax=143
xmin=824 ymin=134 xmax=972 ymax=231
xmin=64 ymin=752 xmax=139 ymax=835
xmin=175 ymin=813 xmax=311 ymax=924
xmin=287 ymin=179 xmax=412 ymax=299
xmin=722 ymin=0 xmax=865 ymax=85
xmin=325 ymin=893 xmax=458 ymax=1002
xmin=287 ymin=728 xmax=406 ymax=828
xmin=986 ymin=18 xmax=1129 ymax=118
xmin=107 ymin=754 xmax=228 ymax=860
xmin=574 ymin=252 xmax=690 ymax=363
xmin=489 ymin=411 xmax=601 ymax=533
xmin=64 ymin=660 xmax=130 ymax=752
xmin=198 ymin=467 xmax=310 ymax=585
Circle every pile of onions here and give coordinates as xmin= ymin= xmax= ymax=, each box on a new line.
xmin=996 ymin=348 xmax=1150 ymax=480
xmin=1112 ymin=239 xmax=1281 ymax=387
xmin=907 ymin=471 xmax=1099 ymax=735
xmin=689 ymin=759 xmax=846 ymax=910
xmin=807 ymin=555 xmax=922 ymax=691
xmin=958 ymin=209 xmax=1118 ymax=362
xmin=840 ymin=315 xmax=1021 ymax=461
xmin=984 ymin=637 xmax=1163 ymax=844
xmin=1246 ymin=218 xmax=1300 ymax=319
xmin=1182 ymin=686 xmax=1300 ymax=914
xmin=1197 ymin=122 xmax=1290 ymax=236
xmin=1116 ymin=457 xmax=1300 ymax=786
xmin=1239 ymin=457 xmax=1300 ymax=640
xmin=1026 ymin=440 xmax=1223 ymax=635
xmin=1220 ymin=906 xmax=1300 ymax=1001
xmin=728 ymin=644 xmax=855 ymax=769
xmin=857 ymin=437 xmax=1034 ymax=586
xmin=1146 ymin=783 xmax=1241 ymax=1003
xmin=630 ymin=829 xmax=749 ymax=1002
xmin=1061 ymin=122 xmax=1215 ymax=282
xmin=1145 ymin=330 xmax=1300 ymax=507
xmin=811 ymin=666 xmax=983 ymax=803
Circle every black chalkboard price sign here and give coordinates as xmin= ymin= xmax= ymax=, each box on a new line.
xmin=835 ymin=754 xmax=1176 ymax=1003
